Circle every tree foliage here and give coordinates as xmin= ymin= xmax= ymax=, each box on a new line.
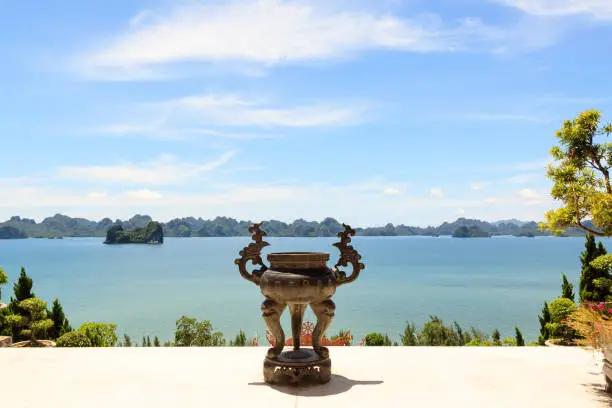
xmin=56 ymin=331 xmax=93 ymax=347
xmin=76 ymin=322 xmax=118 ymax=347
xmin=18 ymin=298 xmax=53 ymax=341
xmin=174 ymin=316 xmax=225 ymax=347
xmin=10 ymin=267 xmax=34 ymax=312
xmin=542 ymin=109 xmax=612 ymax=236
xmin=561 ymin=273 xmax=575 ymax=302
xmin=515 ymin=327 xmax=525 ymax=346
xmin=580 ymin=234 xmax=609 ymax=301
xmin=538 ymin=301 xmax=551 ymax=345
xmin=229 ymin=330 xmax=248 ymax=346
xmin=363 ymin=333 xmax=393 ymax=346
xmin=48 ymin=298 xmax=71 ymax=339
xmin=0 ymin=266 xmax=7 ymax=300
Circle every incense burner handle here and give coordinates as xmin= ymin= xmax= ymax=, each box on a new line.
xmin=235 ymin=223 xmax=269 ymax=286
xmin=332 ymin=224 xmax=365 ymax=287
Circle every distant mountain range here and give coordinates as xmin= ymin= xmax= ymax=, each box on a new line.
xmin=0 ymin=214 xmax=590 ymax=239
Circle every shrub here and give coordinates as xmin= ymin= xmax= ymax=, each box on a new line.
xmin=363 ymin=333 xmax=393 ymax=346
xmin=56 ymin=331 xmax=93 ymax=347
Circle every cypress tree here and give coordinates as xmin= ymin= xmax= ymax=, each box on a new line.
xmin=561 ymin=274 xmax=575 ymax=302
xmin=48 ymin=298 xmax=71 ymax=339
xmin=515 ymin=327 xmax=525 ymax=346
xmin=146 ymin=336 xmax=151 ymax=347
xmin=538 ymin=301 xmax=551 ymax=344
xmin=123 ymin=334 xmax=132 ymax=347
xmin=154 ymin=336 xmax=160 ymax=347
xmin=580 ymin=234 xmax=605 ymax=301
xmin=10 ymin=267 xmax=35 ymax=314
xmin=11 ymin=267 xmax=34 ymax=304
xmin=492 ymin=329 xmax=501 ymax=346
xmin=142 ymin=336 xmax=147 ymax=347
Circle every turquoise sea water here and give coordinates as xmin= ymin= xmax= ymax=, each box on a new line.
xmin=1 ymin=236 xmax=611 ymax=344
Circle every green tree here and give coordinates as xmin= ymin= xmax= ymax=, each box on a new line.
xmin=363 ymin=333 xmax=393 ymax=346
xmin=400 ymin=322 xmax=420 ymax=346
xmin=538 ymin=301 xmax=551 ymax=345
xmin=19 ymin=298 xmax=53 ymax=343
xmin=541 ymin=109 xmax=612 ymax=236
xmin=48 ymin=298 xmax=71 ymax=339
xmin=492 ymin=329 xmax=501 ymax=346
xmin=174 ymin=316 xmax=225 ymax=347
xmin=123 ymin=334 xmax=132 ymax=347
xmin=579 ymin=234 xmax=609 ymax=301
xmin=546 ymin=297 xmax=578 ymax=343
xmin=77 ymin=322 xmax=118 ymax=347
xmin=515 ymin=327 xmax=525 ymax=346
xmin=229 ymin=330 xmax=247 ymax=346
xmin=419 ymin=316 xmax=467 ymax=346
xmin=561 ymin=273 xmax=575 ymax=301
xmin=154 ymin=336 xmax=160 ymax=347
xmin=0 ymin=266 xmax=8 ymax=301
xmin=142 ymin=336 xmax=147 ymax=347
xmin=56 ymin=331 xmax=93 ymax=347
xmin=10 ymin=267 xmax=34 ymax=312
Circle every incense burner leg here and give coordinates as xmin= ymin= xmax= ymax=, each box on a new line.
xmin=289 ymin=303 xmax=307 ymax=351
xmin=262 ymin=298 xmax=286 ymax=359
xmin=310 ymin=299 xmax=335 ymax=359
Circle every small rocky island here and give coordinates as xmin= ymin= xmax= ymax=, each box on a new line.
xmin=104 ymin=221 xmax=164 ymax=245
xmin=0 ymin=226 xmax=27 ymax=239
xmin=452 ymin=225 xmax=490 ymax=238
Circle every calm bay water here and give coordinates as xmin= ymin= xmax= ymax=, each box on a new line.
xmin=1 ymin=236 xmax=611 ymax=344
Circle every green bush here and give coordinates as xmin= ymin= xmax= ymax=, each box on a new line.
xmin=77 ymin=322 xmax=118 ymax=347
xmin=363 ymin=333 xmax=393 ymax=346
xmin=548 ymin=298 xmax=576 ymax=323
xmin=502 ymin=337 xmax=517 ymax=346
xmin=56 ymin=331 xmax=93 ymax=347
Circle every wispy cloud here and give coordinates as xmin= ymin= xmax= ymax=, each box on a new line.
xmin=73 ymin=0 xmax=546 ymax=80
xmin=493 ymin=0 xmax=612 ymax=20
xmin=58 ymin=152 xmax=235 ymax=185
xmin=122 ymin=189 xmax=163 ymax=200
xmin=429 ymin=187 xmax=444 ymax=198
xmin=92 ymin=94 xmax=367 ymax=138
xmin=151 ymin=94 xmax=367 ymax=127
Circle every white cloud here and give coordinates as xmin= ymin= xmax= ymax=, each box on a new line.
xmin=470 ymin=182 xmax=488 ymax=190
xmin=154 ymin=94 xmax=366 ymax=127
xmin=517 ymin=188 xmax=546 ymax=205
xmin=484 ymin=197 xmax=505 ymax=205
xmin=383 ymin=187 xmax=400 ymax=195
xmin=429 ymin=187 xmax=444 ymax=198
xmin=122 ymin=189 xmax=163 ymax=200
xmin=493 ymin=0 xmax=612 ymax=20
xmin=58 ymin=151 xmax=235 ymax=185
xmin=87 ymin=191 xmax=108 ymax=199
xmin=93 ymin=94 xmax=366 ymax=136
xmin=75 ymin=0 xmax=526 ymax=80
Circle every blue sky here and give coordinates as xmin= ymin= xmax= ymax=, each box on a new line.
xmin=1 ymin=0 xmax=611 ymax=227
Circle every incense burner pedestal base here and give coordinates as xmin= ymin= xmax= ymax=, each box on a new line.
xmin=263 ymin=348 xmax=331 ymax=386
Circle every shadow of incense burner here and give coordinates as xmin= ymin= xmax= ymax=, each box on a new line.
xmin=235 ymin=222 xmax=365 ymax=386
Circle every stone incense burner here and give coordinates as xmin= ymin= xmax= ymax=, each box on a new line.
xmin=235 ymin=223 xmax=364 ymax=385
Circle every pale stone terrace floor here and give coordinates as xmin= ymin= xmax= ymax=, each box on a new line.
xmin=1 ymin=347 xmax=611 ymax=408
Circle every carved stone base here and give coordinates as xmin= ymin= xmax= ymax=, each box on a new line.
xmin=263 ymin=348 xmax=331 ymax=386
